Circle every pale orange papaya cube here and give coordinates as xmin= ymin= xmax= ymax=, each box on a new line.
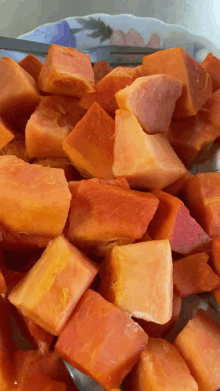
xmin=67 ymin=179 xmax=159 ymax=256
xmin=0 ymin=57 xmax=40 ymax=118
xmin=124 ymin=338 xmax=198 ymax=391
xmin=0 ymin=115 xmax=15 ymax=150
xmin=55 ymin=289 xmax=148 ymax=390
xmin=202 ymin=52 xmax=220 ymax=92
xmin=38 ymin=44 xmax=94 ymax=97
xmin=115 ymin=74 xmax=182 ymax=134
xmin=25 ymin=95 xmax=86 ymax=159
xmin=0 ymin=155 xmax=71 ymax=236
xmin=34 ymin=158 xmax=82 ymax=182
xmin=100 ymin=240 xmax=173 ymax=324
xmin=63 ymin=102 xmax=115 ymax=179
xmin=113 ymin=110 xmax=186 ymax=189
xmin=174 ymin=309 xmax=220 ymax=391
xmin=9 ymin=236 xmax=98 ymax=335
xmin=142 ymin=47 xmax=212 ymax=117
xmin=201 ymin=89 xmax=220 ymax=130
xmin=0 ymin=131 xmax=32 ymax=162
xmin=93 ymin=60 xmax=113 ymax=84
xmin=19 ymin=55 xmax=43 ymax=82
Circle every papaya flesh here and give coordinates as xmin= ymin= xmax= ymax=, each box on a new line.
xmin=0 ymin=267 xmax=7 ymax=294
xmin=0 ymin=131 xmax=32 ymax=163
xmin=0 ymin=114 xmax=15 ymax=150
xmin=34 ymin=158 xmax=82 ymax=182
xmin=93 ymin=60 xmax=113 ymax=84
xmin=19 ymin=55 xmax=43 ymax=82
xmin=200 ymin=88 xmax=220 ymax=131
xmin=163 ymin=171 xmax=192 ymax=196
xmin=202 ymin=52 xmax=220 ymax=92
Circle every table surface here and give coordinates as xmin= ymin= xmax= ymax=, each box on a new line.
xmin=1 ymin=0 xmax=220 ymax=49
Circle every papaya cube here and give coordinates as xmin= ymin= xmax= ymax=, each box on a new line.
xmin=0 ymin=57 xmax=40 ymax=118
xmin=21 ymin=315 xmax=54 ymax=353
xmin=174 ymin=309 xmax=220 ymax=391
xmin=34 ymin=158 xmax=82 ymax=182
xmin=18 ymin=374 xmax=67 ymax=391
xmin=67 ymin=180 xmax=159 ymax=256
xmin=0 ymin=131 xmax=32 ymax=162
xmin=0 ymin=115 xmax=15 ymax=150
xmin=19 ymin=55 xmax=43 ymax=82
xmin=38 ymin=44 xmax=94 ymax=97
xmin=55 ymin=289 xmax=148 ymax=390
xmin=163 ymin=171 xmax=192 ymax=196
xmin=115 ymin=74 xmax=182 ymax=134
xmin=211 ymin=237 xmax=220 ymax=276
xmin=113 ymin=110 xmax=186 ymax=189
xmin=142 ymin=47 xmax=212 ymax=117
xmin=100 ymin=240 xmax=173 ymax=324
xmin=148 ymin=190 xmax=211 ymax=254
xmin=173 ymin=252 xmax=220 ymax=297
xmin=0 ymin=267 xmax=6 ymax=294
xmin=93 ymin=60 xmax=113 ymax=84
xmin=88 ymin=176 xmax=130 ymax=189
xmin=201 ymin=89 xmax=220 ymax=131
xmin=124 ymin=338 xmax=198 ymax=391
xmin=185 ymin=172 xmax=220 ymax=237
xmin=202 ymin=52 xmax=220 ymax=92
xmin=0 ymin=155 xmax=71 ymax=237
xmin=25 ymin=95 xmax=86 ymax=159
xmin=9 ymin=235 xmax=98 ymax=335
xmin=63 ymin=102 xmax=115 ymax=179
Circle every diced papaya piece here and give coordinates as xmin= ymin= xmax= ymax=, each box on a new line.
xmin=168 ymin=109 xmax=219 ymax=165
xmin=19 ymin=55 xmax=43 ymax=82
xmin=142 ymin=47 xmax=212 ymax=117
xmin=148 ymin=190 xmax=211 ymax=254
xmin=115 ymin=74 xmax=182 ymax=134
xmin=25 ymin=95 xmax=86 ymax=158
xmin=63 ymin=102 xmax=115 ymax=179
xmin=174 ymin=309 xmax=220 ymax=391
xmin=88 ymin=176 xmax=130 ymax=189
xmin=113 ymin=110 xmax=186 ymax=189
xmin=124 ymin=338 xmax=198 ymax=391
xmin=56 ymin=289 xmax=148 ymax=390
xmin=173 ymin=252 xmax=220 ymax=297
xmin=0 ymin=131 xmax=32 ymax=162
xmin=100 ymin=240 xmax=173 ymax=324
xmin=9 ymin=235 xmax=98 ymax=335
xmin=202 ymin=52 xmax=220 ymax=92
xmin=0 ymin=57 xmax=40 ymax=118
xmin=0 ymin=114 xmax=15 ymax=150
xmin=163 ymin=171 xmax=193 ymax=196
xmin=211 ymin=237 xmax=220 ymax=275
xmin=38 ymin=44 xmax=94 ymax=97
xmin=0 ymin=155 xmax=71 ymax=237
xmin=67 ymin=180 xmax=159 ymax=256
xmin=34 ymin=158 xmax=82 ymax=182
xmin=21 ymin=315 xmax=54 ymax=353
xmin=201 ymin=89 xmax=220 ymax=131
xmin=18 ymin=374 xmax=67 ymax=391
xmin=185 ymin=172 xmax=220 ymax=237
xmin=0 ymin=267 xmax=6 ymax=294
xmin=93 ymin=60 xmax=113 ymax=84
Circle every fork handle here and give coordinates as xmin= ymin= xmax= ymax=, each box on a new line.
xmin=0 ymin=36 xmax=50 ymax=55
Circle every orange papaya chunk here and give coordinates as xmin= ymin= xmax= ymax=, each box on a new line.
xmin=0 ymin=155 xmax=71 ymax=237
xmin=17 ymin=374 xmax=67 ymax=391
xmin=173 ymin=252 xmax=220 ymax=297
xmin=0 ymin=267 xmax=6 ymax=294
xmin=34 ymin=158 xmax=82 ymax=182
xmin=88 ymin=176 xmax=130 ymax=189
xmin=113 ymin=110 xmax=186 ymax=189
xmin=211 ymin=237 xmax=220 ymax=276
xmin=55 ymin=289 xmax=148 ymax=390
xmin=142 ymin=47 xmax=212 ymax=117
xmin=115 ymin=74 xmax=182 ymax=134
xmin=63 ymin=102 xmax=115 ymax=179
xmin=163 ymin=171 xmax=192 ymax=196
xmin=201 ymin=89 xmax=220 ymax=130
xmin=0 ymin=131 xmax=32 ymax=162
xmin=21 ymin=315 xmax=54 ymax=353
xmin=0 ymin=114 xmax=15 ymax=150
xmin=25 ymin=95 xmax=86 ymax=159
xmin=185 ymin=172 xmax=220 ymax=237
xmin=19 ymin=55 xmax=43 ymax=82
xmin=100 ymin=240 xmax=173 ymax=324
xmin=9 ymin=235 xmax=98 ymax=335
xmin=67 ymin=180 xmax=159 ymax=256
xmin=38 ymin=44 xmax=94 ymax=97
xmin=202 ymin=52 xmax=220 ymax=92
xmin=124 ymin=338 xmax=198 ymax=391
xmin=93 ymin=60 xmax=113 ymax=84
xmin=174 ymin=309 xmax=220 ymax=391
xmin=148 ymin=190 xmax=211 ymax=254
xmin=0 ymin=57 xmax=40 ymax=118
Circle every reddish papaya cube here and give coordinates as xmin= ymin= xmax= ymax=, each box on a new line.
xmin=201 ymin=88 xmax=220 ymax=131
xmin=0 ymin=155 xmax=71 ymax=237
xmin=163 ymin=171 xmax=192 ymax=196
xmin=124 ymin=338 xmax=198 ymax=391
xmin=174 ymin=309 xmax=220 ymax=391
xmin=185 ymin=172 xmax=220 ymax=237
xmin=56 ymin=289 xmax=148 ymax=390
xmin=25 ymin=95 xmax=86 ymax=159
xmin=0 ymin=114 xmax=15 ymax=150
xmin=115 ymin=74 xmax=182 ymax=134
xmin=0 ymin=57 xmax=40 ymax=119
xmin=93 ymin=60 xmax=113 ymax=84
xmin=0 ymin=267 xmax=6 ymax=294
xmin=67 ymin=179 xmax=159 ymax=256
xmin=19 ymin=55 xmax=43 ymax=82
xmin=63 ymin=102 xmax=115 ymax=179
xmin=202 ymin=52 xmax=220 ymax=92
xmin=17 ymin=374 xmax=67 ymax=391
xmin=168 ymin=109 xmax=219 ymax=165
xmin=100 ymin=240 xmax=173 ymax=324
xmin=148 ymin=190 xmax=211 ymax=254
xmin=38 ymin=44 xmax=94 ymax=97
xmin=0 ymin=131 xmax=32 ymax=162
xmin=113 ymin=110 xmax=186 ymax=190
xmin=173 ymin=252 xmax=220 ymax=297
xmin=9 ymin=235 xmax=98 ymax=335
xmin=34 ymin=158 xmax=82 ymax=182
xmin=142 ymin=47 xmax=212 ymax=117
